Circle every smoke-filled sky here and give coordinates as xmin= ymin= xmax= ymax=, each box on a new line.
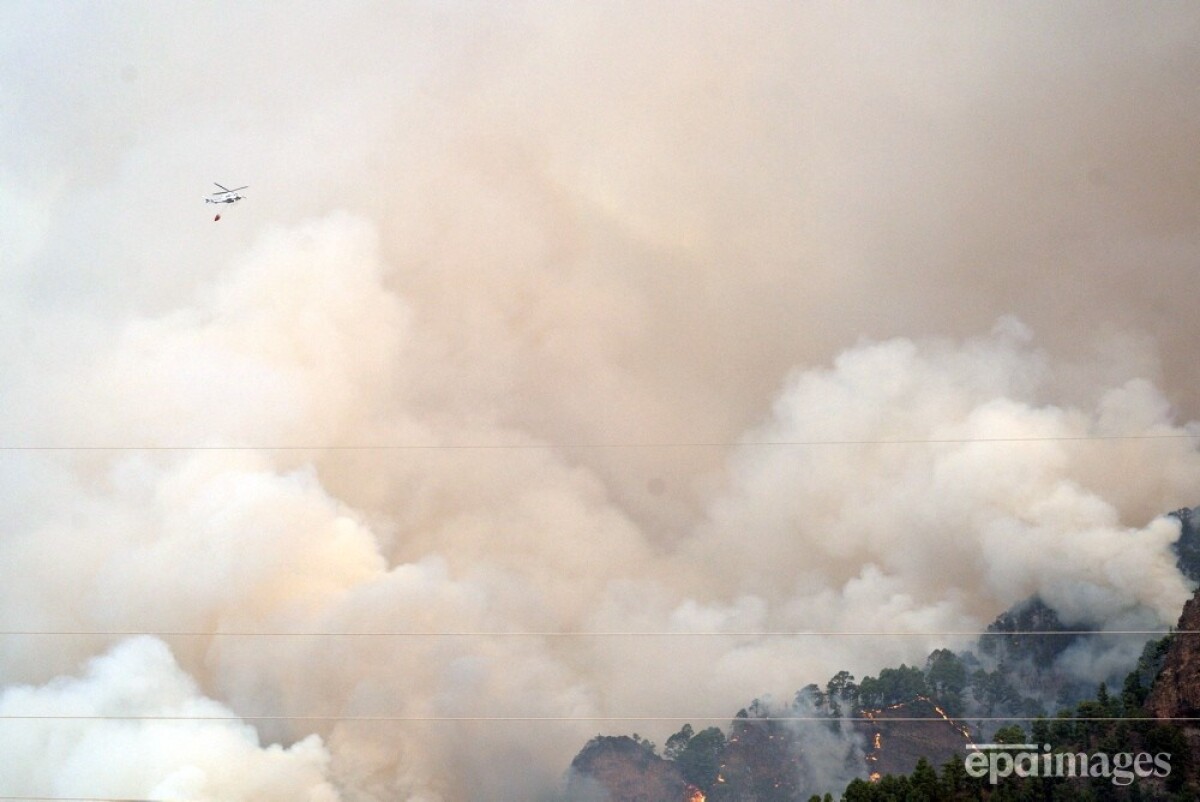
xmin=3 ymin=2 xmax=1200 ymax=800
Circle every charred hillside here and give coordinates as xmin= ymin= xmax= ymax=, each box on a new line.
xmin=564 ymin=570 xmax=1200 ymax=801
xmin=566 ymin=735 xmax=701 ymax=802
xmin=839 ymin=588 xmax=1200 ymax=800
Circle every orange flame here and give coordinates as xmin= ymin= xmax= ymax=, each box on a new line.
xmin=917 ymin=695 xmax=975 ymax=741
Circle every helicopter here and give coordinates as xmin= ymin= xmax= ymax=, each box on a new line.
xmin=205 ymin=183 xmax=247 ymax=221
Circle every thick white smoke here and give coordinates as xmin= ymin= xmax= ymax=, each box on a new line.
xmin=3 ymin=3 xmax=1200 ymax=800
xmin=0 ymin=637 xmax=338 ymax=802
xmin=693 ymin=319 xmax=1198 ymax=629
xmin=1 ymin=213 xmax=1196 ymax=799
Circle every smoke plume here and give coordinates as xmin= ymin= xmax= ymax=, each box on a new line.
xmin=2 ymin=2 xmax=1200 ymax=799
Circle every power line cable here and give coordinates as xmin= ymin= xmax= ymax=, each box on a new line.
xmin=0 ymin=433 xmax=1196 ymax=451
xmin=0 ymin=629 xmax=1189 ymax=637
xmin=0 ymin=714 xmax=1195 ymax=723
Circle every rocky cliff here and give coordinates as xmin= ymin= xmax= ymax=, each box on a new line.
xmin=1147 ymin=586 xmax=1200 ymax=719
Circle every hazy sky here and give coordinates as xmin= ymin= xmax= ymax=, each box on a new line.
xmin=2 ymin=3 xmax=1200 ymax=800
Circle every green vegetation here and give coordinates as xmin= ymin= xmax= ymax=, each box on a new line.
xmin=573 ymin=599 xmax=1197 ymax=802
xmin=830 ymin=636 xmax=1196 ymax=801
xmin=1170 ymin=508 xmax=1200 ymax=582
xmin=663 ymin=723 xmax=727 ymax=789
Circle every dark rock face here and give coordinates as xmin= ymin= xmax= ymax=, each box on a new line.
xmin=1142 ymin=586 xmax=1200 ymax=791
xmin=1147 ymin=587 xmax=1200 ymax=720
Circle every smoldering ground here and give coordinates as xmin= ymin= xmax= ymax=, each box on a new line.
xmin=2 ymin=3 xmax=1200 ymax=800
